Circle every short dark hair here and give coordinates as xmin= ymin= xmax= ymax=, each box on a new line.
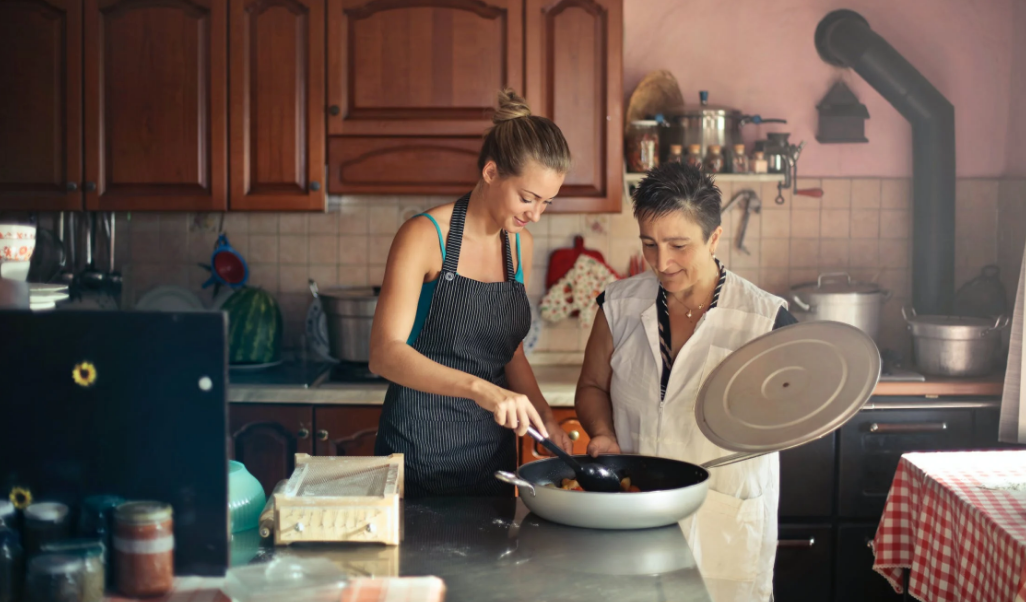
xmin=632 ymin=163 xmax=722 ymax=241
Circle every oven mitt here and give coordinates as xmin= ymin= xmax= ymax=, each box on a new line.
xmin=540 ymin=254 xmax=619 ymax=329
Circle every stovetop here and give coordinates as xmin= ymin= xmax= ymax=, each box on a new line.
xmin=227 ymin=359 xmax=387 ymax=387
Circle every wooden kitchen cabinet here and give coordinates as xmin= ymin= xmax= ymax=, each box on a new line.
xmin=314 ymin=406 xmax=382 ymax=457
xmin=773 ymin=524 xmax=833 ymax=602
xmin=83 ymin=0 xmax=228 ymax=212
xmin=778 ymin=432 xmax=835 ymax=518
xmin=525 ymin=0 xmax=623 ymax=213
xmin=229 ymin=0 xmax=325 ymax=211
xmin=519 ymin=408 xmax=590 ymax=463
xmin=0 ymin=0 xmax=83 ymax=211
xmin=834 ymin=523 xmax=903 ymax=602
xmin=229 ymin=404 xmax=314 ymax=496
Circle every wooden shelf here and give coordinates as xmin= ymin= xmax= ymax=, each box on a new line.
xmin=624 ymin=171 xmax=784 ymax=186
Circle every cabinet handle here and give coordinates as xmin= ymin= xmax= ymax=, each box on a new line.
xmin=66 ymin=182 xmax=78 ymax=192
xmin=777 ymin=537 xmax=816 ymax=548
xmin=310 ymin=181 xmax=321 ymax=192
xmin=868 ymin=422 xmax=948 ymax=434
xmin=84 ymin=182 xmax=96 ymax=193
xmin=317 ymin=429 xmax=329 ymax=441
xmin=297 ymin=428 xmax=310 ymax=439
xmin=568 ymin=430 xmax=580 ymax=441
xmin=328 ymin=105 xmax=341 ymax=116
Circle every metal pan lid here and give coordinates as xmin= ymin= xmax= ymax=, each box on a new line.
xmin=791 ymin=272 xmax=882 ymax=296
xmin=695 ymin=322 xmax=880 ymax=454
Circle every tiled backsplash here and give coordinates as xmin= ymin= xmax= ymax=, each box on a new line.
xmin=66 ymin=177 xmax=1024 ymax=361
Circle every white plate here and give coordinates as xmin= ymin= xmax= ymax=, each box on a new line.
xmin=305 ymin=298 xmax=337 ymax=362
xmin=29 ymin=291 xmax=69 ymax=304
xmin=135 ymin=286 xmax=205 ymax=312
xmin=29 ymin=283 xmax=69 ymax=294
xmin=212 ymin=287 xmax=236 ymax=310
xmin=229 ymin=360 xmax=284 ymax=372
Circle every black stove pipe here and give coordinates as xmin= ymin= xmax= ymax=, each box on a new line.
xmin=815 ymin=9 xmax=955 ymax=315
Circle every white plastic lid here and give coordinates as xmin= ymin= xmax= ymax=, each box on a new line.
xmin=25 ymin=502 xmax=69 ymax=523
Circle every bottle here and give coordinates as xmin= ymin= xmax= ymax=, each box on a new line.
xmin=685 ymin=144 xmax=704 ymax=169
xmin=667 ymin=144 xmax=684 ymax=164
xmin=751 ymin=151 xmax=768 ymax=174
xmin=731 ymin=144 xmax=749 ymax=174
xmin=24 ymin=554 xmax=84 ymax=602
xmin=703 ymin=145 xmax=724 ymax=173
xmin=626 ymin=120 xmax=660 ymax=172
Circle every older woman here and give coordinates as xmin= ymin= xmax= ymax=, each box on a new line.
xmin=575 ymin=162 xmax=796 ymax=602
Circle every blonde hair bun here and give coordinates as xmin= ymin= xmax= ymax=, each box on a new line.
xmin=493 ymin=88 xmax=532 ymax=123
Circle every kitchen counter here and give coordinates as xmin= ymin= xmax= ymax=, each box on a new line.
xmin=230 ymin=497 xmax=712 ymax=602
xmin=229 ymin=364 xmax=1004 ymax=406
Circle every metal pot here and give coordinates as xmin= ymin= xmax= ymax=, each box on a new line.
xmin=313 ymin=284 xmax=379 ymax=362
xmin=662 ymin=91 xmax=785 ymax=166
xmin=903 ymin=307 xmax=1010 ymax=377
xmin=790 ymin=273 xmax=891 ymax=342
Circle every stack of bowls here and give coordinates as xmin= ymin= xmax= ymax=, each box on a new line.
xmin=0 ymin=223 xmax=36 ymax=282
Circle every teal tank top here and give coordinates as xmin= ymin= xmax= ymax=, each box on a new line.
xmin=406 ymin=213 xmax=523 ymax=345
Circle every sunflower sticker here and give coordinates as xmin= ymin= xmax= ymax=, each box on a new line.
xmin=73 ymin=362 xmax=97 ymax=388
xmin=9 ymin=487 xmax=32 ymax=510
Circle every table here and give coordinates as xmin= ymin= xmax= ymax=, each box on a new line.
xmin=872 ymin=451 xmax=1026 ymax=602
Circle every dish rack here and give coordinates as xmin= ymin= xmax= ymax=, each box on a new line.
xmin=272 ymin=453 xmax=403 ymax=546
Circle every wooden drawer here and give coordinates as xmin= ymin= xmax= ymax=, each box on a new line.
xmin=519 ymin=408 xmax=590 ymax=464
xmin=778 ymin=432 xmax=836 ymax=518
xmin=328 ymin=136 xmax=481 ymax=195
xmin=838 ymin=409 xmax=974 ymax=518
xmin=835 ymin=523 xmax=903 ymax=602
xmin=314 ymin=406 xmax=382 ymax=457
xmin=773 ymin=524 xmax=833 ymax=602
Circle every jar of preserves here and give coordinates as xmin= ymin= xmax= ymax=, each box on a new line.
xmin=0 ymin=527 xmax=24 ymax=602
xmin=751 ymin=151 xmax=769 ymax=174
xmin=78 ymin=495 xmax=123 ymax=588
xmin=626 ymin=120 xmax=660 ymax=173
xmin=731 ymin=144 xmax=749 ymax=174
xmin=113 ymin=502 xmax=173 ymax=598
xmin=703 ymin=144 xmax=724 ymax=173
xmin=24 ymin=503 xmax=71 ymax=556
xmin=24 ymin=554 xmax=84 ymax=602
xmin=41 ymin=541 xmax=104 ymax=602
xmin=685 ymin=144 xmax=703 ymax=169
xmin=666 ymin=144 xmax=684 ymax=164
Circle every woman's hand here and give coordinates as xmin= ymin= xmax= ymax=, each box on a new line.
xmin=471 ymin=381 xmax=548 ymax=437
xmin=543 ymin=417 xmax=574 ymax=454
xmin=587 ymin=434 xmax=621 ymax=457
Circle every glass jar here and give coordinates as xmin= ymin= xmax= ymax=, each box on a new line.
xmin=703 ymin=145 xmax=724 ymax=173
xmin=41 ymin=541 xmax=104 ymax=602
xmin=0 ymin=528 xmax=24 ymax=602
xmin=78 ymin=495 xmax=123 ymax=588
xmin=114 ymin=502 xmax=173 ymax=597
xmin=751 ymin=151 xmax=768 ymax=174
xmin=685 ymin=144 xmax=703 ymax=169
xmin=24 ymin=503 xmax=71 ymax=556
xmin=0 ymin=501 xmax=15 ymax=533
xmin=25 ymin=554 xmax=84 ymax=602
xmin=666 ymin=144 xmax=683 ymax=164
xmin=731 ymin=144 xmax=749 ymax=174
xmin=626 ymin=120 xmax=660 ymax=173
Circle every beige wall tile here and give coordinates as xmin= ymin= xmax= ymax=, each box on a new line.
xmin=309 ymin=264 xmax=338 ymax=288
xmin=715 ymin=239 xmax=731 ymax=268
xmin=881 ymin=179 xmax=911 ymax=209
xmin=222 ymin=213 xmax=249 ymax=234
xmin=549 ymin=215 xmax=583 ymax=236
xmin=789 ymin=268 xmax=819 ymax=286
xmin=879 ymin=269 xmax=911 ymax=299
xmin=880 ymin=210 xmax=911 ymax=239
xmin=279 ymin=235 xmax=308 ymax=264
xmin=339 ymin=235 xmax=369 ymax=266
xmin=368 ymin=234 xmax=395 ymax=264
xmin=821 ymin=209 xmax=851 ymax=238
xmin=248 ymin=234 xmax=279 ymax=264
xmin=790 ymin=179 xmax=821 ymax=210
xmin=955 ymin=237 xmax=998 ymax=270
xmin=729 ymin=241 xmax=760 ymax=269
xmin=851 ymin=179 xmax=882 ymax=209
xmin=247 ymin=264 xmax=279 ymax=292
xmin=338 ymin=205 xmax=369 ymax=234
xmin=249 ymin=214 xmax=279 ymax=234
xmin=609 ymin=238 xmax=641 ymax=275
xmin=525 ymin=214 xmax=550 ymax=237
xmin=159 ymin=232 xmax=189 ymax=263
xmin=791 ymin=210 xmax=820 ymax=238
xmin=820 ymin=179 xmax=851 ymax=209
xmin=159 ymin=212 xmax=188 ymax=234
xmin=189 ymin=232 xmax=218 ymax=264
xmin=229 ymin=235 xmax=250 ymax=258
xmin=369 ymin=205 xmax=399 ymax=235
xmin=338 ymin=266 xmax=368 ymax=286
xmin=531 ymin=236 xmax=555 ymax=269
xmin=128 ymin=232 xmax=160 ymax=264
xmin=130 ymin=213 xmax=161 ymax=232
xmin=280 ymin=213 xmax=308 ymax=234
xmin=849 ymin=239 xmax=881 ymax=269
xmin=309 ymin=211 xmax=339 ymax=235
xmin=609 ymin=212 xmax=639 ymax=238
xmin=527 ymin=271 xmax=545 ymax=295
xmin=789 ymin=239 xmax=819 ymax=268
xmin=850 ymin=209 xmax=880 ymax=239
xmin=309 ymin=235 xmax=337 ymax=265
xmin=819 ymin=240 xmax=849 ymax=269
xmin=760 ymin=239 xmax=790 ymax=268
xmin=879 ymin=240 xmax=911 ymax=268
xmin=761 ymin=181 xmax=789 ymax=209
xmin=584 ymin=215 xmax=609 ymax=237
xmin=760 ymin=268 xmax=789 ymax=296
xmin=762 ymin=209 xmax=791 ymax=238
xmin=731 ymin=268 xmax=760 ymax=286
xmin=279 ymin=265 xmax=309 ymax=292
xmin=956 ymin=184 xmax=999 ymax=240
xmin=368 ymin=265 xmax=386 ymax=286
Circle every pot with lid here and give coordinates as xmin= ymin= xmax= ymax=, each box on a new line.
xmin=790 ymin=272 xmax=891 ymax=342
xmin=311 ymin=282 xmax=379 ymax=362
xmin=662 ymin=91 xmax=786 ymax=166
xmin=902 ymin=307 xmax=1010 ymax=377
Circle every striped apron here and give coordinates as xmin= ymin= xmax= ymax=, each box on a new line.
xmin=374 ymin=196 xmax=531 ymax=497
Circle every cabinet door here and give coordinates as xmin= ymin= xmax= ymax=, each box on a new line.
xmin=229 ymin=404 xmax=314 ymax=496
xmin=327 ymin=0 xmax=523 ymax=137
xmin=773 ymin=524 xmax=833 ymax=602
xmin=525 ymin=0 xmax=622 ymax=213
xmin=314 ymin=406 xmax=382 ymax=457
xmin=778 ymin=432 xmax=835 ymax=518
xmin=519 ymin=408 xmax=590 ymax=464
xmin=229 ymin=0 xmax=324 ymax=211
xmin=835 ymin=523 xmax=904 ymax=602
xmin=0 ymin=0 xmax=82 ymax=211
xmin=84 ymin=0 xmax=227 ymax=211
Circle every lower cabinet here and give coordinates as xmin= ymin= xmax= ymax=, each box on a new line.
xmin=773 ymin=525 xmax=833 ymax=602
xmin=314 ymin=406 xmax=382 ymax=457
xmin=229 ymin=404 xmax=314 ymax=496
xmin=519 ymin=408 xmax=591 ymax=463
xmin=835 ymin=523 xmax=904 ymax=602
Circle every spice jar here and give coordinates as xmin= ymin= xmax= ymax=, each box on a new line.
xmin=751 ymin=151 xmax=768 ymax=174
xmin=25 ymin=554 xmax=84 ymax=602
xmin=731 ymin=144 xmax=749 ymax=174
xmin=41 ymin=541 xmax=104 ymax=602
xmin=685 ymin=144 xmax=703 ymax=169
xmin=114 ymin=502 xmax=173 ymax=597
xmin=703 ymin=145 xmax=724 ymax=173
xmin=78 ymin=495 xmax=123 ymax=589
xmin=24 ymin=503 xmax=71 ymax=556
xmin=0 ymin=528 xmax=24 ymax=602
xmin=666 ymin=144 xmax=683 ymax=164
xmin=626 ymin=120 xmax=660 ymax=172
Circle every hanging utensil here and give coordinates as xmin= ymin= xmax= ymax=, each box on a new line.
xmin=772 ymin=138 xmax=824 ymax=204
xmin=106 ymin=213 xmax=122 ymax=302
xmin=79 ymin=212 xmax=106 ymax=289
xmin=728 ymin=189 xmax=761 ymax=255
xmin=56 ymin=213 xmax=76 ymax=285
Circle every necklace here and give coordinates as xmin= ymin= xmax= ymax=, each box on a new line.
xmin=668 ymin=292 xmax=710 ymax=321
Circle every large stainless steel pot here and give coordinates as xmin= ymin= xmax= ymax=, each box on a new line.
xmin=903 ymin=307 xmax=1010 ymax=376
xmin=790 ymin=272 xmax=890 ymax=342
xmin=315 ymin=285 xmax=378 ymax=362
xmin=662 ymin=91 xmax=785 ymax=165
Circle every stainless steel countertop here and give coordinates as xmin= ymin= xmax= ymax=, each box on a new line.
xmin=230 ymin=498 xmax=712 ymax=602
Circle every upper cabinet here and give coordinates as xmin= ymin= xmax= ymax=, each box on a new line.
xmin=0 ymin=0 xmax=84 ymax=211
xmin=229 ymin=0 xmax=325 ymax=211
xmin=525 ymin=0 xmax=622 ymax=213
xmin=84 ymin=0 xmax=228 ymax=212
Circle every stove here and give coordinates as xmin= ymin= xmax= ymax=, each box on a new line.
xmin=228 ymin=359 xmax=334 ymax=388
xmin=327 ymin=361 xmax=388 ymax=384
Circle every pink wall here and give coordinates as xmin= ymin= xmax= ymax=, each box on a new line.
xmin=624 ymin=0 xmax=1017 ymax=177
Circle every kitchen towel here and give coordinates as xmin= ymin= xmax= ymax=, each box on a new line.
xmin=999 ymin=239 xmax=1026 ymax=444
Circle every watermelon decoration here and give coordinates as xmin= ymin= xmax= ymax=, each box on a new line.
xmin=221 ymin=287 xmax=283 ymax=364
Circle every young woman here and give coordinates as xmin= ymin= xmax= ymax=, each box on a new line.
xmin=370 ymin=89 xmax=573 ymax=497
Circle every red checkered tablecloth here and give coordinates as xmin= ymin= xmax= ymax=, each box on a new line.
xmin=872 ymin=451 xmax=1026 ymax=602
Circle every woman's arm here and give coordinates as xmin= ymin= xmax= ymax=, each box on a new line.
xmin=575 ymin=307 xmax=621 ymax=456
xmin=368 ymin=218 xmax=548 ymax=436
